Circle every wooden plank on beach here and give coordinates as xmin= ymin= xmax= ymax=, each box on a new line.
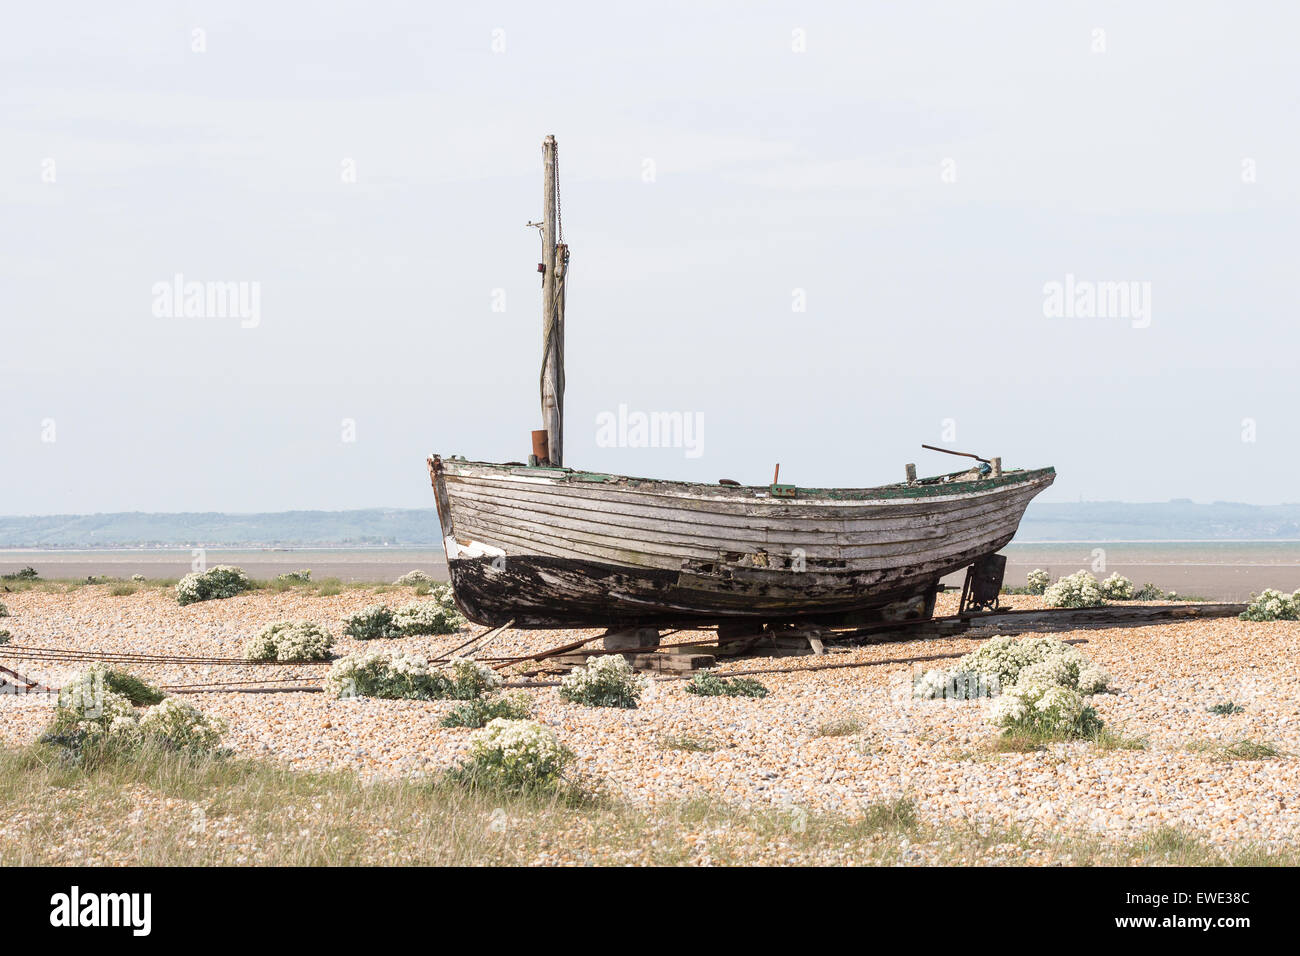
xmin=963 ymin=602 xmax=1246 ymax=633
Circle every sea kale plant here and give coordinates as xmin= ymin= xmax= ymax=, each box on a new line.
xmin=393 ymin=598 xmax=465 ymax=636
xmin=1025 ymin=569 xmax=1050 ymax=595
xmin=324 ymin=651 xmax=500 ymax=701
xmin=324 ymin=648 xmax=436 ymax=698
xmin=175 ymin=565 xmax=252 ymax=606
xmin=1239 ymin=588 xmax=1300 ymax=622
xmin=454 ymin=718 xmax=571 ymax=792
xmin=0 ymin=600 xmax=9 ymax=617
xmin=559 ymin=654 xmax=647 ymax=708
xmin=277 ymin=569 xmax=312 ymax=584
xmin=1133 ymin=582 xmax=1166 ymax=601
xmin=243 ymin=620 xmax=334 ymax=662
xmin=440 ymin=691 xmax=532 ymax=728
xmin=1042 ymin=570 xmax=1106 ymax=609
xmin=41 ymin=664 xmax=223 ymax=762
xmin=684 ymin=671 xmax=770 ymax=698
xmin=1098 ymin=572 xmax=1136 ymax=600
xmin=393 ymin=570 xmax=435 ymax=587
xmin=913 ymin=635 xmax=1111 ymax=740
xmin=342 ymin=605 xmax=401 ymax=640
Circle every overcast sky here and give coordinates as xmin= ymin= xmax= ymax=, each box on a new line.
xmin=2 ymin=1 xmax=1297 ymax=514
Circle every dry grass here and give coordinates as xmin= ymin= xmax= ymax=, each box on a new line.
xmin=2 ymin=744 xmax=1296 ymax=867
xmin=656 ymin=733 xmax=719 ymax=753
xmin=1187 ymin=738 xmax=1286 ymax=761
xmin=815 ymin=717 xmax=864 ymax=738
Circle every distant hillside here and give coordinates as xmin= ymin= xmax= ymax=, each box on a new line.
xmin=2 ymin=501 xmax=1300 ymax=548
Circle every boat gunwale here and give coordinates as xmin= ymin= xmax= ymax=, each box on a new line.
xmin=433 ymin=456 xmax=1056 ymax=503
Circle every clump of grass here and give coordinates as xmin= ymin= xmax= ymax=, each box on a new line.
xmin=6 ymin=743 xmax=1300 ymax=867
xmin=858 ymin=797 xmax=920 ymax=836
xmin=108 ymin=583 xmax=137 ymax=597
xmin=1131 ymin=825 xmax=1209 ymax=863
xmin=317 ymin=579 xmax=344 ymax=597
xmin=1208 ymin=701 xmax=1244 ymax=716
xmin=440 ymin=693 xmax=532 ymax=728
xmin=988 ymin=732 xmax=1047 ymax=754
xmin=1 ymin=567 xmax=39 ymax=581
xmin=1187 ymin=738 xmax=1284 ymax=761
xmin=684 ymin=671 xmax=769 ymax=698
xmin=1090 ymin=726 xmax=1149 ymax=751
xmin=656 ymin=733 xmax=719 ymax=753
xmin=815 ymin=717 xmax=863 ymax=738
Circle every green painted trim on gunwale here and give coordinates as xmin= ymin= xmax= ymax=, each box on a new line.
xmin=436 ymin=456 xmax=1057 ymax=502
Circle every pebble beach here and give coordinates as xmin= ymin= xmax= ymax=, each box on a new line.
xmin=2 ymin=584 xmax=1298 ymax=852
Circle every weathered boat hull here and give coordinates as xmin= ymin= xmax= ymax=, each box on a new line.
xmin=429 ymin=457 xmax=1055 ymax=628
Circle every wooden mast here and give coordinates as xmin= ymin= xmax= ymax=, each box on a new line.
xmin=540 ymin=134 xmax=563 ymax=466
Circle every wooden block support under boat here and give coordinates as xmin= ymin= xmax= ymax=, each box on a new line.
xmin=602 ymin=627 xmax=661 ymax=651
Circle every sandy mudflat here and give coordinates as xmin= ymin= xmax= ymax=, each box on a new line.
xmin=0 ymin=550 xmax=448 ymax=584
xmin=2 ymin=586 xmax=1298 ymax=848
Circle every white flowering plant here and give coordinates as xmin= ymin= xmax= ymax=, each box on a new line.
xmin=1025 ymin=569 xmax=1050 ymax=595
xmin=437 ymin=657 xmax=503 ymax=699
xmin=559 ymin=654 xmax=647 ymax=708
xmin=1043 ymin=570 xmax=1105 ymax=608
xmin=933 ymin=635 xmax=1106 ymax=690
xmin=990 ymin=682 xmax=1101 ymax=739
xmin=911 ymin=668 xmax=997 ymax=701
xmin=440 ymin=691 xmax=532 ymax=728
xmin=176 ymin=565 xmax=252 ymax=606
xmin=243 ymin=620 xmax=334 ymax=662
xmin=323 ymin=650 xmax=499 ymax=700
xmin=1098 ymin=572 xmax=1135 ymax=600
xmin=454 ymin=718 xmax=572 ymax=792
xmin=1240 ymin=588 xmax=1300 ymax=622
xmin=136 ymin=697 xmax=226 ymax=751
xmin=393 ymin=599 xmax=465 ymax=636
xmin=324 ymin=648 xmax=439 ymax=699
xmin=913 ymin=634 xmax=1110 ymax=740
xmin=684 ymin=671 xmax=769 ymax=698
xmin=42 ymin=665 xmax=224 ymax=761
xmin=277 ymin=569 xmax=312 ymax=584
xmin=342 ymin=605 xmax=401 ymax=640
xmin=393 ymin=570 xmax=435 ymax=587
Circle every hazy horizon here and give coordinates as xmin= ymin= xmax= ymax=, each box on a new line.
xmin=5 ymin=2 xmax=1298 ymax=513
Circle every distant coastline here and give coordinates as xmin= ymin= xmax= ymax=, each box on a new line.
xmin=5 ymin=500 xmax=1300 ymax=548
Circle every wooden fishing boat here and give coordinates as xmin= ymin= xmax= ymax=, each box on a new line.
xmin=428 ymin=136 xmax=1054 ymax=630
xmin=429 ymin=457 xmax=1054 ymax=628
